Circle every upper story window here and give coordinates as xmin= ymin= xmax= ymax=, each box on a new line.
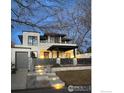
xmin=50 ymin=37 xmax=55 ymax=43
xmin=55 ymin=37 xmax=60 ymax=43
xmin=28 ymin=36 xmax=38 ymax=45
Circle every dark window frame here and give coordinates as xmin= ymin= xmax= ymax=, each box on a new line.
xmin=28 ymin=36 xmax=38 ymax=45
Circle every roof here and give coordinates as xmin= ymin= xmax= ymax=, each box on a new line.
xmin=47 ymin=45 xmax=78 ymax=51
xmin=18 ymin=32 xmax=71 ymax=42
xmin=62 ymin=38 xmax=72 ymax=41
xmin=40 ymin=36 xmax=47 ymax=40
xmin=44 ymin=32 xmax=66 ymax=37
xmin=22 ymin=31 xmax=40 ymax=33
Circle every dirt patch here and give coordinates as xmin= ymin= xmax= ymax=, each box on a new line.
xmin=56 ymin=70 xmax=91 ymax=86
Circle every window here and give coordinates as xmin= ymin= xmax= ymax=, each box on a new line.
xmin=40 ymin=40 xmax=47 ymax=43
xmin=44 ymin=52 xmax=49 ymax=58
xmin=28 ymin=36 xmax=38 ymax=45
xmin=55 ymin=37 xmax=59 ymax=43
xmin=50 ymin=37 xmax=55 ymax=43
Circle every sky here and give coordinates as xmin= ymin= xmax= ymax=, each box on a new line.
xmin=11 ymin=0 xmax=76 ymax=44
xmin=11 ymin=0 xmax=91 ymax=52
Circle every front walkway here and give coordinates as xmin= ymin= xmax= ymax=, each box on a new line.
xmin=11 ymin=66 xmax=91 ymax=90
xmin=11 ymin=69 xmax=28 ymax=90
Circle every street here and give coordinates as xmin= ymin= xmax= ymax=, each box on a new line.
xmin=12 ymin=87 xmax=91 ymax=93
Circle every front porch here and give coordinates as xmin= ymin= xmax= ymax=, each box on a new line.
xmin=38 ymin=44 xmax=79 ymax=66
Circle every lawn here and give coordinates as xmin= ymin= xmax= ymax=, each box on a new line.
xmin=56 ymin=70 xmax=91 ymax=86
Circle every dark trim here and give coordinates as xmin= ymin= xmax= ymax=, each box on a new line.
xmin=40 ymin=36 xmax=47 ymax=40
xmin=57 ymin=51 xmax=59 ymax=58
xmin=62 ymin=38 xmax=72 ymax=41
xmin=28 ymin=36 xmax=38 ymax=46
xmin=47 ymin=45 xmax=78 ymax=51
xmin=44 ymin=32 xmax=66 ymax=37
xmin=73 ymin=49 xmax=76 ymax=58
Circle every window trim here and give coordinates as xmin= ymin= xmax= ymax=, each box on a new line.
xmin=28 ymin=36 xmax=38 ymax=46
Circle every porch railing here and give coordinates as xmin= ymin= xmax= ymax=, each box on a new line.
xmin=33 ymin=58 xmax=91 ymax=65
xmin=33 ymin=58 xmax=56 ymax=65
xmin=77 ymin=58 xmax=91 ymax=65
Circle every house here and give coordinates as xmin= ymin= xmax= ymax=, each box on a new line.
xmin=11 ymin=31 xmax=78 ymax=69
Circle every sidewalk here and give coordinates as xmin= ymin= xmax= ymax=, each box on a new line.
xmin=52 ymin=66 xmax=91 ymax=72
xmin=11 ymin=69 xmax=28 ymax=90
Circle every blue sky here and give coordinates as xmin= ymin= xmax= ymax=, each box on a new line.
xmin=11 ymin=0 xmax=91 ymax=52
xmin=11 ymin=0 xmax=76 ymax=44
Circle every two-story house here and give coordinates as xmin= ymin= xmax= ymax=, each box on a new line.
xmin=11 ymin=31 xmax=78 ymax=69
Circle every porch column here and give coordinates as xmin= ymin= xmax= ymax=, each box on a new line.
xmin=56 ymin=49 xmax=60 ymax=64
xmin=51 ymin=51 xmax=53 ymax=58
xmin=73 ymin=49 xmax=77 ymax=65
xmin=57 ymin=51 xmax=59 ymax=58
xmin=49 ymin=50 xmax=53 ymax=58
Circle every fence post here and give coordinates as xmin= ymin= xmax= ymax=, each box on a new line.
xmin=56 ymin=58 xmax=60 ymax=64
xmin=73 ymin=58 xmax=77 ymax=66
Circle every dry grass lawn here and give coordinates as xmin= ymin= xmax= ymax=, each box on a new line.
xmin=56 ymin=70 xmax=91 ymax=86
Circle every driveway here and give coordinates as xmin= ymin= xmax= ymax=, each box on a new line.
xmin=11 ymin=69 xmax=28 ymax=90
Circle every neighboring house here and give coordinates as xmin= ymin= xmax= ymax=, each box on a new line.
xmin=11 ymin=31 xmax=78 ymax=69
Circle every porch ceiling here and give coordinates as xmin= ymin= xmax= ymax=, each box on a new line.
xmin=47 ymin=45 xmax=78 ymax=51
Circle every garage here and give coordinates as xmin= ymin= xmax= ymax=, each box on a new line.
xmin=16 ymin=52 xmax=28 ymax=69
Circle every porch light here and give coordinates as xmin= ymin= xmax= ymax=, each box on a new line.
xmin=51 ymin=77 xmax=59 ymax=81
xmin=40 ymin=55 xmax=44 ymax=59
xmin=39 ymin=53 xmax=44 ymax=59
xmin=38 ymin=72 xmax=43 ymax=75
xmin=70 ymin=55 xmax=74 ymax=58
xmin=52 ymin=83 xmax=64 ymax=90
xmin=35 ymin=65 xmax=44 ymax=68
xmin=52 ymin=77 xmax=57 ymax=81
xmin=35 ymin=69 xmax=44 ymax=75
xmin=84 ymin=53 xmax=88 ymax=56
xmin=35 ymin=69 xmax=43 ymax=73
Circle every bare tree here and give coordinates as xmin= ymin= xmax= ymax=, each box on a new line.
xmin=54 ymin=0 xmax=91 ymax=52
xmin=12 ymin=0 xmax=91 ymax=52
xmin=11 ymin=0 xmax=66 ymax=31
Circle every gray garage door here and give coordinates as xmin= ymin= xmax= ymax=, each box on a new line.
xmin=16 ymin=52 xmax=28 ymax=69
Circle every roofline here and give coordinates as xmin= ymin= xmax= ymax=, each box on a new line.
xmin=21 ymin=31 xmax=67 ymax=37
xmin=47 ymin=45 xmax=78 ymax=51
xmin=44 ymin=32 xmax=66 ymax=37
xmin=22 ymin=31 xmax=40 ymax=33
